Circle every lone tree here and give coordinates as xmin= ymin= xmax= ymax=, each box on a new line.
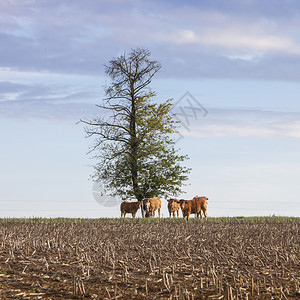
xmin=80 ymin=48 xmax=190 ymax=214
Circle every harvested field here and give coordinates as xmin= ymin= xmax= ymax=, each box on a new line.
xmin=0 ymin=217 xmax=299 ymax=299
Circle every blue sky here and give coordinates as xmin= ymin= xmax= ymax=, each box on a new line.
xmin=0 ymin=0 xmax=299 ymax=218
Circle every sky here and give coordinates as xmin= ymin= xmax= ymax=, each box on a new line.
xmin=0 ymin=0 xmax=299 ymax=218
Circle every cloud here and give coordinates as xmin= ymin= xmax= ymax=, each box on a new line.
xmin=1 ymin=0 xmax=300 ymax=81
xmin=275 ymin=121 xmax=300 ymax=138
xmin=155 ymin=8 xmax=300 ymax=57
xmin=0 ymin=96 xmax=99 ymax=121
xmin=202 ymin=31 xmax=300 ymax=55
xmin=160 ymin=21 xmax=300 ymax=56
xmin=174 ymin=107 xmax=300 ymax=138
xmin=0 ymin=69 xmax=103 ymax=120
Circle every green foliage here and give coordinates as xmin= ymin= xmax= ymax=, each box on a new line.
xmin=94 ymin=95 xmax=190 ymax=199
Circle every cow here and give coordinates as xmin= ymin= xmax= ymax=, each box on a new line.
xmin=120 ymin=201 xmax=141 ymax=218
xmin=179 ymin=199 xmax=195 ymax=221
xmin=179 ymin=196 xmax=208 ymax=220
xmin=143 ymin=197 xmax=161 ymax=218
xmin=167 ymin=198 xmax=180 ymax=217
xmin=193 ymin=196 xmax=208 ymax=220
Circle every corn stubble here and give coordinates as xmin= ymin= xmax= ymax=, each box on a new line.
xmin=0 ymin=218 xmax=299 ymax=299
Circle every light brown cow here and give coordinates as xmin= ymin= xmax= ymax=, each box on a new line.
xmin=167 ymin=198 xmax=180 ymax=217
xmin=179 ymin=196 xmax=208 ymax=220
xmin=120 ymin=201 xmax=141 ymax=218
xmin=143 ymin=197 xmax=161 ymax=218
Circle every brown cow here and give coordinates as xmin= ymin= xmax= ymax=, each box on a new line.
xmin=179 ymin=199 xmax=195 ymax=221
xmin=143 ymin=197 xmax=161 ymax=218
xmin=193 ymin=196 xmax=208 ymax=220
xmin=167 ymin=198 xmax=180 ymax=217
xmin=179 ymin=196 xmax=208 ymax=220
xmin=120 ymin=201 xmax=141 ymax=218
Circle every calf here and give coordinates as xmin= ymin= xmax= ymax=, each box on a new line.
xmin=120 ymin=201 xmax=141 ymax=218
xmin=167 ymin=198 xmax=180 ymax=217
xmin=143 ymin=197 xmax=161 ymax=217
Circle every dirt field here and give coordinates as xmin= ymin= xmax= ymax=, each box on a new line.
xmin=0 ymin=217 xmax=299 ymax=299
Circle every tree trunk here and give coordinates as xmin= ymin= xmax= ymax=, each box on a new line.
xmin=140 ymin=204 xmax=145 ymax=218
xmin=130 ymin=90 xmax=144 ymax=211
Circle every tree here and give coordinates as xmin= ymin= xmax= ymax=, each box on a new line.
xmin=80 ymin=48 xmax=190 ymax=214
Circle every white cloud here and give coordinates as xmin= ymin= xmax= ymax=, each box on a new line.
xmin=175 ymin=108 xmax=300 ymax=138
xmin=226 ymin=54 xmax=261 ymax=61
xmin=201 ymin=30 xmax=300 ymax=55
xmin=275 ymin=121 xmax=300 ymax=138
xmin=161 ymin=27 xmax=300 ymax=56
xmin=188 ymin=124 xmax=276 ymax=138
xmin=175 ymin=29 xmax=198 ymax=44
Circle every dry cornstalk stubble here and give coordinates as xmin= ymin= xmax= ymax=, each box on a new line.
xmin=0 ymin=217 xmax=299 ymax=299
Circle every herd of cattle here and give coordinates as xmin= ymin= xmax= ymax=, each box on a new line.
xmin=120 ymin=196 xmax=208 ymax=220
